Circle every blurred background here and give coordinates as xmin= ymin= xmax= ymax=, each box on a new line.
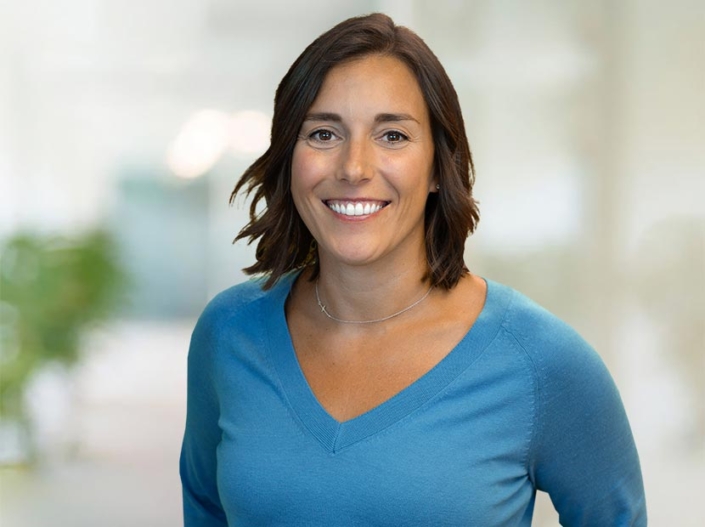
xmin=0 ymin=0 xmax=703 ymax=525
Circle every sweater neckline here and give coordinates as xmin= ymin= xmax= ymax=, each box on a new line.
xmin=263 ymin=272 xmax=513 ymax=453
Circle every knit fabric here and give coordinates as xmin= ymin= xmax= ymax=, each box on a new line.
xmin=180 ymin=273 xmax=646 ymax=526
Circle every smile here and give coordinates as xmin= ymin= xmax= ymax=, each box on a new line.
xmin=325 ymin=200 xmax=389 ymax=217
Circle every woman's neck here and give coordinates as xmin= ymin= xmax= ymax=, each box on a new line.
xmin=312 ymin=252 xmax=432 ymax=327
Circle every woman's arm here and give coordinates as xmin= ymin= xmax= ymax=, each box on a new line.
xmin=527 ymin=328 xmax=647 ymax=526
xmin=180 ymin=310 xmax=228 ymax=526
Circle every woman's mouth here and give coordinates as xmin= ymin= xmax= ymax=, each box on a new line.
xmin=324 ymin=200 xmax=389 ymax=217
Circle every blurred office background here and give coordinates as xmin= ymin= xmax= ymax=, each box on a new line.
xmin=0 ymin=0 xmax=703 ymax=525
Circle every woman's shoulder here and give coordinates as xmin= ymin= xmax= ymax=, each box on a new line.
xmin=493 ymin=281 xmax=581 ymax=336
xmin=187 ymin=273 xmax=294 ymax=366
xmin=202 ymin=273 xmax=294 ymax=318
xmin=193 ymin=272 xmax=293 ymax=334
xmin=204 ymin=277 xmax=269 ymax=313
xmin=487 ymin=280 xmax=646 ymax=521
xmin=485 ymin=279 xmax=607 ymax=377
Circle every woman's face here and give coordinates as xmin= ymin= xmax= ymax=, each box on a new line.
xmin=291 ymin=54 xmax=436 ymax=271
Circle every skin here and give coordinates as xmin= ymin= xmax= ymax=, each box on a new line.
xmin=291 ymin=54 xmax=437 ymax=282
xmin=286 ymin=54 xmax=486 ymax=422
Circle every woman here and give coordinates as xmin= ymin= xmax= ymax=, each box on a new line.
xmin=180 ymin=13 xmax=646 ymax=526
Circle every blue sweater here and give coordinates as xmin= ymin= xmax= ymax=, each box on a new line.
xmin=180 ymin=273 xmax=646 ymax=526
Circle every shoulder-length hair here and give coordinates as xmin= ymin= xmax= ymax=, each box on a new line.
xmin=231 ymin=12 xmax=480 ymax=290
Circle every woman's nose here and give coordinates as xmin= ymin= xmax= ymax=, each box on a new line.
xmin=338 ymin=137 xmax=372 ymax=184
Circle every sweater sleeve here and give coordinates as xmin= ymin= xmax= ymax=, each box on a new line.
xmin=524 ymin=325 xmax=647 ymax=526
xmin=180 ymin=306 xmax=228 ymax=526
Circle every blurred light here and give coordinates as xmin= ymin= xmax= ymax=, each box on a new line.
xmin=166 ymin=109 xmax=231 ymax=179
xmin=166 ymin=109 xmax=271 ymax=179
xmin=477 ymin=164 xmax=583 ymax=253
xmin=447 ymin=45 xmax=595 ymax=91
xmin=229 ymin=110 xmax=270 ymax=157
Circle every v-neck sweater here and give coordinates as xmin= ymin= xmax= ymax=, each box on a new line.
xmin=180 ymin=273 xmax=646 ymax=526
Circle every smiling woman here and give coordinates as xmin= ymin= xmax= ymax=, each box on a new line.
xmin=291 ymin=55 xmax=436 ymax=274
xmin=180 ymin=13 xmax=646 ymax=527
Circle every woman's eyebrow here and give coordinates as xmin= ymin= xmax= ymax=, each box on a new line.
xmin=303 ymin=112 xmax=341 ymax=122
xmin=303 ymin=112 xmax=420 ymax=124
xmin=375 ymin=113 xmax=420 ymax=124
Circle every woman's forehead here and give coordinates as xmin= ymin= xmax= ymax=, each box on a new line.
xmin=307 ymin=55 xmax=429 ymax=122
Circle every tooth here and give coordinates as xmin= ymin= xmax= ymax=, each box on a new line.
xmin=346 ymin=203 xmax=355 ymax=216
xmin=355 ymin=203 xmax=363 ymax=216
xmin=363 ymin=203 xmax=371 ymax=215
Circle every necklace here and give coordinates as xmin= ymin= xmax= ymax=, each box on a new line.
xmin=315 ymin=280 xmax=433 ymax=324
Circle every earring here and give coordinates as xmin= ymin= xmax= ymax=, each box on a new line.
xmin=436 ymin=184 xmax=440 ymax=190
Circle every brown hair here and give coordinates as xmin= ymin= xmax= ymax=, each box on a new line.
xmin=231 ymin=13 xmax=479 ymax=290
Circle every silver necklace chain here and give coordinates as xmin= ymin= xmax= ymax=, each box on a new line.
xmin=315 ymin=280 xmax=433 ymax=325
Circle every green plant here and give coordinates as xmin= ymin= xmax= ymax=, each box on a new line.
xmin=0 ymin=230 xmax=126 ymax=419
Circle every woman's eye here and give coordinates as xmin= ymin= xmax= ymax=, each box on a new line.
xmin=309 ymin=129 xmax=336 ymax=142
xmin=382 ymin=131 xmax=408 ymax=143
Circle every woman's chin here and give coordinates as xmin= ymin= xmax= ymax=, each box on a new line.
xmin=318 ymin=243 xmax=385 ymax=269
